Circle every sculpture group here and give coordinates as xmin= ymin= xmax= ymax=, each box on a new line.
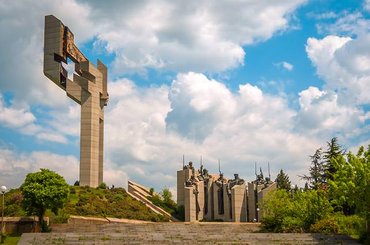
xmin=43 ymin=15 xmax=108 ymax=187
xmin=178 ymin=161 xmax=276 ymax=222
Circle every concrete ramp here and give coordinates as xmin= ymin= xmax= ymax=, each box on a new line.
xmin=127 ymin=180 xmax=178 ymax=221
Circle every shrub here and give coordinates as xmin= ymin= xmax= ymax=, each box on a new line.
xmin=114 ymin=194 xmax=125 ymax=202
xmin=281 ymin=217 xmax=304 ymax=233
xmin=261 ymin=189 xmax=332 ymax=232
xmin=98 ymin=182 xmax=107 ymax=189
xmin=310 ymin=214 xmax=366 ymax=238
xmin=310 ymin=216 xmax=339 ymax=234
xmin=335 ymin=214 xmax=366 ymax=239
xmin=48 ymin=209 xmax=70 ymax=224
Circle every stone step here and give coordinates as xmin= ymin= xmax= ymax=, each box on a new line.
xmin=19 ymin=232 xmax=360 ymax=245
xmin=40 ymin=219 xmax=360 ymax=245
xmin=21 ymin=222 xmax=359 ymax=245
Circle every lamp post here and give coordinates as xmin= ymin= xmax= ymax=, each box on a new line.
xmin=256 ymin=207 xmax=260 ymax=222
xmin=0 ymin=185 xmax=7 ymax=244
xmin=291 ymin=185 xmax=295 ymax=199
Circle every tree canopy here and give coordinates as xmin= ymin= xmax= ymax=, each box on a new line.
xmin=21 ymin=169 xmax=70 ymax=231
xmin=301 ymin=148 xmax=326 ymax=189
xmin=323 ymin=137 xmax=345 ymax=181
xmin=275 ymin=169 xmax=291 ymax=191
xmin=329 ymin=146 xmax=370 ymax=228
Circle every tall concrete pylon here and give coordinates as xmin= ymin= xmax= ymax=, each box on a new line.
xmin=43 ymin=15 xmax=109 ymax=187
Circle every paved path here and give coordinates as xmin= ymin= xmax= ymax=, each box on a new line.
xmin=18 ymin=222 xmax=360 ymax=244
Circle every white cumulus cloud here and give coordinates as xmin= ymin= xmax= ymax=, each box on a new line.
xmin=306 ymin=35 xmax=370 ymax=105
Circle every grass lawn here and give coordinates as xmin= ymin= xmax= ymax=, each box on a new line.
xmin=3 ymin=234 xmax=21 ymax=245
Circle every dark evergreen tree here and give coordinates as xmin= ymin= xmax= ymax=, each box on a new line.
xmin=323 ymin=137 xmax=344 ymax=181
xmin=304 ymin=182 xmax=309 ymax=191
xmin=301 ymin=148 xmax=326 ymax=189
xmin=275 ymin=169 xmax=291 ymax=191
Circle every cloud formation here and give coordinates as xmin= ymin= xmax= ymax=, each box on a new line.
xmin=100 ymin=74 xmax=324 ymax=190
xmin=307 ymin=35 xmax=370 ymax=105
xmin=83 ymin=0 xmax=306 ymax=73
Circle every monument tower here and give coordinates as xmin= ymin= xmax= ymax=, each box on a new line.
xmin=43 ymin=15 xmax=109 ymax=187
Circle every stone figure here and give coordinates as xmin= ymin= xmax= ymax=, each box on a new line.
xmin=256 ymin=168 xmax=264 ymax=185
xmin=184 ymin=161 xmax=194 ymax=170
xmin=216 ymin=173 xmax=225 ymax=215
xmin=193 ymin=185 xmax=201 ymax=220
xmin=226 ymin=173 xmax=245 ymax=218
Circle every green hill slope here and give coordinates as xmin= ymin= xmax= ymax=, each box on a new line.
xmin=2 ymin=186 xmax=169 ymax=223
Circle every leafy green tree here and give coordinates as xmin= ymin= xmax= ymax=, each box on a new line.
xmin=161 ymin=188 xmax=173 ymax=203
xmin=301 ymin=148 xmax=326 ymax=189
xmin=21 ymin=169 xmax=70 ymax=232
xmin=275 ymin=169 xmax=291 ymax=191
xmin=323 ymin=137 xmax=344 ymax=181
xmin=329 ymin=146 xmax=370 ymax=234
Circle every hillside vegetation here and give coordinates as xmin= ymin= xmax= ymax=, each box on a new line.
xmin=1 ymin=186 xmax=169 ymax=223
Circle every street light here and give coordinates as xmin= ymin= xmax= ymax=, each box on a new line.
xmin=256 ymin=207 xmax=260 ymax=222
xmin=1 ymin=185 xmax=7 ymax=244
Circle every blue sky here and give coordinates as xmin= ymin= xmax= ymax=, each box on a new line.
xmin=0 ymin=0 xmax=369 ymax=193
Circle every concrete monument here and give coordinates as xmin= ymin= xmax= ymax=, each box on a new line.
xmin=178 ymin=161 xmax=276 ymax=222
xmin=43 ymin=15 xmax=109 ymax=187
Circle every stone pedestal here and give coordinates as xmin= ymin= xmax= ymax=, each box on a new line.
xmin=231 ymin=183 xmax=247 ymax=222
xmin=184 ymin=187 xmax=196 ymax=222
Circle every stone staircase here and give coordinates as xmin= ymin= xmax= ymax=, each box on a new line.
xmin=127 ymin=180 xmax=177 ymax=221
xmin=18 ymin=221 xmax=359 ymax=244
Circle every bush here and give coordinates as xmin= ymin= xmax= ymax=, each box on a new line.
xmin=310 ymin=216 xmax=339 ymax=234
xmin=311 ymin=214 xmax=366 ymax=238
xmin=98 ymin=182 xmax=107 ymax=189
xmin=261 ymin=189 xmax=332 ymax=232
xmin=281 ymin=217 xmax=305 ymax=233
xmin=48 ymin=209 xmax=70 ymax=224
xmin=335 ymin=214 xmax=366 ymax=239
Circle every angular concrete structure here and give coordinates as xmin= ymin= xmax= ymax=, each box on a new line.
xmin=43 ymin=15 xmax=109 ymax=187
xmin=178 ymin=162 xmax=276 ymax=222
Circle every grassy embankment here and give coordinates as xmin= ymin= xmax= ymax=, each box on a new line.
xmin=1 ymin=186 xmax=169 ymax=225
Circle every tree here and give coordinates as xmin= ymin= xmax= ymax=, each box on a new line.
xmin=323 ymin=137 xmax=344 ymax=181
xmin=275 ymin=169 xmax=291 ymax=191
xmin=301 ymin=148 xmax=326 ymax=189
xmin=329 ymin=145 xmax=370 ymax=234
xmin=21 ymin=169 xmax=70 ymax=232
xmin=161 ymin=188 xmax=173 ymax=203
